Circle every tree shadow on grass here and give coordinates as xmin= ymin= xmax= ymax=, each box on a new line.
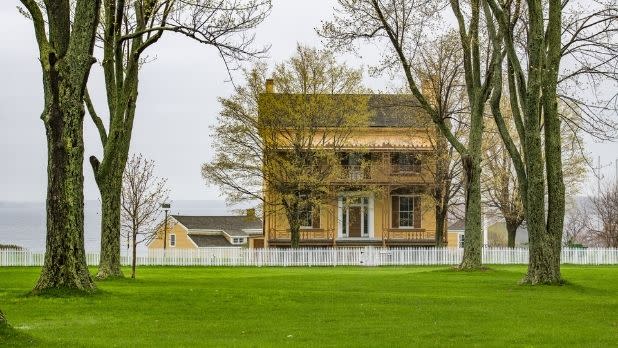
xmin=25 ymin=287 xmax=110 ymax=299
xmin=429 ymin=266 xmax=495 ymax=273
xmin=0 ymin=324 xmax=40 ymax=347
xmin=552 ymin=279 xmax=614 ymax=296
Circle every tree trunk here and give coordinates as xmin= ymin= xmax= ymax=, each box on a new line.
xmin=506 ymin=220 xmax=519 ymax=248
xmin=131 ymin=227 xmax=137 ymax=279
xmin=22 ymin=0 xmax=100 ymax=294
xmin=520 ymin=0 xmax=563 ymax=285
xmin=459 ymin=101 xmax=484 ymax=270
xmin=290 ymin=223 xmax=301 ymax=248
xmin=96 ymin=173 xmax=124 ymax=279
xmin=93 ymin=65 xmax=138 ymax=279
xmin=34 ymin=84 xmax=95 ymax=293
xmin=33 ymin=51 xmax=96 ymax=292
xmin=435 ymin=205 xmax=447 ymax=247
xmin=460 ymin=154 xmax=483 ymax=269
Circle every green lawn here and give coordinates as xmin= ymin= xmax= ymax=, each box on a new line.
xmin=0 ymin=266 xmax=617 ymax=347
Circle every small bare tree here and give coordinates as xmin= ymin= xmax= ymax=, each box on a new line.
xmin=121 ymin=154 xmax=169 ymax=278
xmin=589 ymin=183 xmax=618 ymax=247
xmin=563 ymin=204 xmax=591 ymax=247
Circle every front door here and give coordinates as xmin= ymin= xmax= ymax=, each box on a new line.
xmin=348 ymin=206 xmax=362 ymax=237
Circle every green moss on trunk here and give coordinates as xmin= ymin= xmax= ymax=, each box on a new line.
xmin=96 ymin=181 xmax=124 ymax=279
xmin=34 ymin=62 xmax=95 ymax=293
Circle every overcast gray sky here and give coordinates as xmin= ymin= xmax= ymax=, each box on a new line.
xmin=0 ymin=1 xmax=615 ymax=203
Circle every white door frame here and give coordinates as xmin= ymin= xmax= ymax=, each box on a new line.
xmin=337 ymin=192 xmax=374 ymax=239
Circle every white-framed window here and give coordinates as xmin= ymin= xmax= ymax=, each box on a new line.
xmin=391 ymin=195 xmax=421 ymax=229
xmin=169 ymin=234 xmax=176 ymax=247
xmin=299 ymin=207 xmax=313 ymax=228
xmin=297 ymin=194 xmax=319 ymax=229
xmin=232 ymin=237 xmax=245 ymax=244
xmin=458 ymin=233 xmax=465 ymax=248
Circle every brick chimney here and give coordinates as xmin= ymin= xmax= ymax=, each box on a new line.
xmin=265 ymin=79 xmax=274 ymax=93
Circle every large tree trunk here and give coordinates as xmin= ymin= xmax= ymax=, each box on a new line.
xmin=521 ymin=0 xmax=563 ymax=285
xmin=506 ymin=220 xmax=519 ymax=248
xmin=34 ymin=67 xmax=95 ymax=293
xmin=92 ymin=60 xmax=138 ymax=279
xmin=460 ymin=154 xmax=483 ymax=269
xmin=22 ymin=0 xmax=101 ymax=294
xmin=459 ymin=102 xmax=484 ymax=269
xmin=96 ymin=176 xmax=124 ymax=279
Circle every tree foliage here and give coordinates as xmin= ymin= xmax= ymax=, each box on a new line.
xmin=320 ymin=0 xmax=498 ymax=268
xmin=203 ymin=45 xmax=369 ymax=247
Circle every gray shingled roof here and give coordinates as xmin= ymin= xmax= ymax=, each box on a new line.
xmin=448 ymin=219 xmax=465 ymax=231
xmin=172 ymin=215 xmax=262 ymax=236
xmin=259 ymin=93 xmax=430 ymax=128
xmin=187 ymin=235 xmax=235 ymax=247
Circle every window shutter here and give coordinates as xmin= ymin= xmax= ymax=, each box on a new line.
xmin=413 ymin=196 xmax=422 ymax=228
xmin=340 ymin=152 xmax=349 ymax=166
xmin=312 ymin=206 xmax=321 ymax=229
xmin=391 ymin=195 xmax=399 ymax=228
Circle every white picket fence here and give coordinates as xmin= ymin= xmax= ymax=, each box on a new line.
xmin=1 ymin=247 xmax=618 ymax=267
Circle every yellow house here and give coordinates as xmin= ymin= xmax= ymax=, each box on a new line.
xmin=447 ymin=220 xmax=465 ymax=248
xmin=148 ymin=213 xmax=262 ymax=250
xmin=257 ymin=83 xmax=447 ymax=248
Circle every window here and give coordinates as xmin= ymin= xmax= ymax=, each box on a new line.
xmin=233 ymin=238 xmax=245 ymax=244
xmin=458 ymin=234 xmax=465 ymax=248
xmin=391 ymin=195 xmax=421 ymax=228
xmin=298 ymin=195 xmax=320 ymax=229
xmin=391 ymin=153 xmax=421 ymax=173
xmin=299 ymin=206 xmax=313 ymax=228
xmin=341 ymin=152 xmax=370 ymax=180
xmin=169 ymin=234 xmax=176 ymax=247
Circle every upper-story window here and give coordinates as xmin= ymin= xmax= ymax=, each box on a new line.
xmin=169 ymin=234 xmax=176 ymax=247
xmin=340 ymin=152 xmax=371 ymax=179
xmin=391 ymin=195 xmax=421 ymax=228
xmin=391 ymin=153 xmax=421 ymax=174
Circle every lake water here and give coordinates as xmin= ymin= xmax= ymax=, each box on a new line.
xmin=0 ymin=200 xmax=240 ymax=252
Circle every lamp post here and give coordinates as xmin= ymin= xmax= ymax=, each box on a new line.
xmin=161 ymin=203 xmax=171 ymax=252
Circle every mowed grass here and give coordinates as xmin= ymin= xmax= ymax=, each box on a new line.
xmin=1 ymin=266 xmax=617 ymax=347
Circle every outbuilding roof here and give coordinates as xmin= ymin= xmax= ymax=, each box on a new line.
xmin=172 ymin=215 xmax=262 ymax=236
xmin=187 ymin=235 xmax=235 ymax=247
xmin=448 ymin=219 xmax=466 ymax=231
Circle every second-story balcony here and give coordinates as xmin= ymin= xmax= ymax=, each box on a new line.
xmin=336 ymin=162 xmax=423 ymax=184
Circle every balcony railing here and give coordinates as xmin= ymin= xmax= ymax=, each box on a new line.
xmin=336 ymin=163 xmax=422 ymax=182
xmin=385 ymin=229 xmax=435 ymax=242
xmin=269 ymin=228 xmax=335 ymax=242
xmin=391 ymin=164 xmax=422 ymax=174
